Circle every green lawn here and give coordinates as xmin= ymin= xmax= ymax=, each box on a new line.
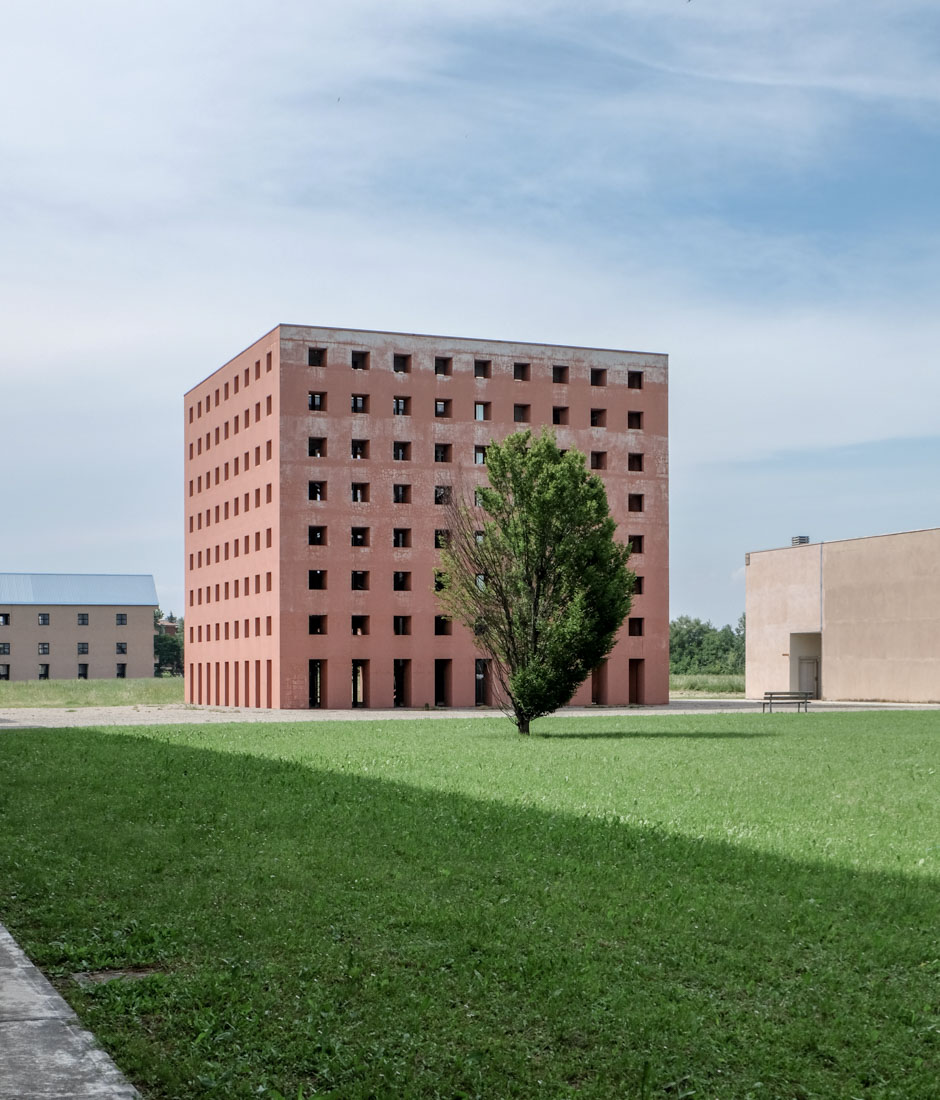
xmin=0 ymin=677 xmax=184 ymax=708
xmin=0 ymin=712 xmax=937 ymax=1099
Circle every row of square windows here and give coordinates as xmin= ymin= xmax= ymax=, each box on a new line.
xmin=303 ymin=569 xmax=645 ymax=597
xmin=191 ymin=434 xmax=272 ymax=463
xmin=0 ymin=613 xmax=129 ymax=626
xmin=308 ymin=482 xmax=646 ymax=510
xmin=309 ymin=393 xmax=644 ymax=429
xmin=0 ymin=665 xmax=127 ymax=681
xmin=189 ymin=353 xmax=273 ymax=422
xmin=306 ymin=348 xmax=643 ymax=390
xmin=188 ymin=492 xmax=271 ymax=533
xmin=309 ymin=438 xmax=643 ymax=470
xmin=0 ymin=643 xmax=129 ymax=655
xmin=190 ymin=530 xmax=272 ymax=569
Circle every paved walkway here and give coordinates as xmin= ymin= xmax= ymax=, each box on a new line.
xmin=0 ymin=925 xmax=139 ymax=1098
xmin=3 ymin=695 xmax=937 ymax=1095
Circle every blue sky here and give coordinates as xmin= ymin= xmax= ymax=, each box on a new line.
xmin=2 ymin=0 xmax=939 ymax=627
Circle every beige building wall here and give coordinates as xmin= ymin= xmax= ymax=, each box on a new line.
xmin=746 ymin=529 xmax=940 ymax=703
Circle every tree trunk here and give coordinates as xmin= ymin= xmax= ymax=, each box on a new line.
xmin=516 ymin=715 xmax=530 ymax=735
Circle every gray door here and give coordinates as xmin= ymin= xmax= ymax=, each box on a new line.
xmin=798 ymin=658 xmax=819 ymax=697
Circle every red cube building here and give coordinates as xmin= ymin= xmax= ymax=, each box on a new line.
xmin=184 ymin=325 xmax=668 ymax=709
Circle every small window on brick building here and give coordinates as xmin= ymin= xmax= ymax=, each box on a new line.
xmin=628 ymin=617 xmax=644 ymax=636
xmin=0 ymin=614 xmax=9 ymax=626
xmin=435 ymin=398 xmax=452 ymax=418
xmin=590 ymin=451 xmax=606 ymax=470
xmin=351 ymin=394 xmax=368 ymax=413
xmin=351 ymin=570 xmax=369 ymax=591
xmin=513 ymin=362 xmax=530 ymax=381
xmin=590 ymin=408 xmax=606 ymax=428
xmin=309 ymin=392 xmax=326 ymax=411
xmin=389 ymin=529 xmax=409 ymax=550
xmin=309 ymin=481 xmax=326 ymax=501
xmin=351 ymin=350 xmax=370 ymax=371
xmin=116 ymin=642 xmax=128 ymax=655
xmin=514 ymin=404 xmax=531 ymax=423
xmin=552 ymin=406 xmax=569 ymax=425
xmin=474 ymin=446 xmax=487 ymax=465
xmin=393 ymin=484 xmax=411 ymax=504
xmin=77 ymin=613 xmax=88 ymax=626
xmin=434 ymin=356 xmax=452 ymax=376
xmin=434 ymin=443 xmax=452 ymax=463
xmin=351 ymin=527 xmax=370 ymax=547
xmin=115 ymin=664 xmax=126 ymax=679
xmin=628 ymin=494 xmax=644 ymax=512
xmin=474 ymin=401 xmax=490 ymax=421
xmin=434 ymin=615 xmax=452 ymax=636
xmin=351 ymin=439 xmax=369 ymax=460
xmin=434 ymin=529 xmax=450 ymax=549
xmin=309 ymin=525 xmax=326 ymax=545
xmin=393 ymin=353 xmax=411 ymax=373
xmin=351 ymin=615 xmax=369 ymax=635
xmin=434 ymin=485 xmax=452 ymax=505
xmin=627 ymin=410 xmax=643 ymax=430
xmin=628 ymin=370 xmax=644 ymax=389
xmin=628 ymin=452 xmax=644 ymax=471
xmin=309 ymin=615 xmax=326 ymax=634
xmin=351 ymin=483 xmax=369 ymax=503
xmin=0 ymin=643 xmax=10 ymax=655
xmin=634 ymin=576 xmax=644 ymax=595
xmin=38 ymin=642 xmax=50 ymax=655
xmin=552 ymin=365 xmax=569 ymax=384
xmin=393 ymin=440 xmax=411 ymax=460
xmin=308 ymin=347 xmax=325 ymax=366
xmin=393 ymin=615 xmax=411 ymax=636
xmin=308 ymin=437 xmax=326 ymax=457
xmin=393 ymin=396 xmax=410 ymax=416
xmin=591 ymin=368 xmax=607 ymax=387
xmin=474 ymin=359 xmax=491 ymax=379
xmin=0 ymin=665 xmax=9 ymax=680
xmin=393 ymin=571 xmax=411 ymax=591
xmin=116 ymin=614 xmax=127 ymax=626
xmin=309 ymin=570 xmax=326 ymax=590
xmin=38 ymin=613 xmax=50 ymax=626
xmin=628 ymin=534 xmax=643 ymax=554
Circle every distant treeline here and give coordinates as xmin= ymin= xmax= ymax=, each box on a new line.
xmin=670 ymin=614 xmax=745 ymax=675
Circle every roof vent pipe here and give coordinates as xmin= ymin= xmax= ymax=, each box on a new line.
xmin=792 ymin=535 xmax=810 ymax=546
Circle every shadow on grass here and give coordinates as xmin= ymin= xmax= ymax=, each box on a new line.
xmin=536 ymin=728 xmax=778 ymax=740
xmin=0 ymin=729 xmax=935 ymax=1100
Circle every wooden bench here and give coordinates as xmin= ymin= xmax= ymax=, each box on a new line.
xmin=762 ymin=691 xmax=812 ymax=713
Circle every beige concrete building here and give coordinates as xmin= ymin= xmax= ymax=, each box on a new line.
xmin=0 ymin=574 xmax=158 ymax=682
xmin=745 ymin=529 xmax=940 ymax=703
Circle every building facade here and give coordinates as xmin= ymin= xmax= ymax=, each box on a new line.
xmin=184 ymin=325 xmax=669 ymax=709
xmin=745 ymin=528 xmax=940 ymax=703
xmin=0 ymin=574 xmax=158 ymax=682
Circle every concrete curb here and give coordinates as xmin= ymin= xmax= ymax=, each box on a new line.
xmin=0 ymin=925 xmax=140 ymax=1099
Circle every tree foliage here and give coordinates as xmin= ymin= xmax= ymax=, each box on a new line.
xmin=437 ymin=430 xmax=634 ymax=734
xmin=669 ymin=614 xmax=745 ymax=675
xmin=153 ymin=609 xmax=185 ymax=676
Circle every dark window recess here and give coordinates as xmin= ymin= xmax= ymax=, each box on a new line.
xmin=590 ymin=368 xmax=607 ymax=387
xmin=590 ymin=451 xmax=606 ymax=470
xmin=434 ymin=399 xmax=451 ymax=417
xmin=351 ymin=527 xmax=369 ymax=547
xmin=634 ymin=576 xmax=644 ymax=595
xmin=628 ymin=494 xmax=644 ymax=513
xmin=474 ymin=359 xmax=491 ymax=379
xmin=309 ymin=392 xmax=326 ymax=411
xmin=590 ymin=408 xmax=606 ymax=428
xmin=434 ymin=356 xmax=452 ymax=376
xmin=434 ymin=615 xmax=452 ymax=636
xmin=38 ymin=613 xmax=50 ymax=626
xmin=392 ymin=527 xmax=411 ymax=548
xmin=309 ymin=615 xmax=326 ymax=635
xmin=552 ymin=407 xmax=569 ymax=425
xmin=308 ymin=525 xmax=326 ymax=545
xmin=309 ymin=570 xmax=326 ymax=589
xmin=309 ymin=481 xmax=325 ymax=501
xmin=116 ymin=614 xmax=127 ymax=626
xmin=628 ymin=452 xmax=644 ymax=471
xmin=474 ymin=402 xmax=490 ymax=421
xmin=77 ymin=613 xmax=88 ymax=626
xmin=434 ymin=443 xmax=452 ymax=463
xmin=351 ymin=350 xmax=369 ymax=370
xmin=552 ymin=365 xmax=569 ymax=384
xmin=628 ymin=371 xmax=644 ymax=389
xmin=629 ymin=534 xmax=644 ymax=554
xmin=116 ymin=642 xmax=127 ymax=655
xmin=308 ymin=348 xmax=325 ymax=366
xmin=116 ymin=664 xmax=126 ymax=679
xmin=351 ymin=615 xmax=369 ymax=635
xmin=393 ymin=353 xmax=411 ymax=373
xmin=351 ymin=571 xmax=369 ymax=591
xmin=78 ymin=664 xmax=88 ymax=680
xmin=308 ymin=437 xmax=326 ymax=457
xmin=38 ymin=664 xmax=50 ymax=680
xmin=351 ymin=483 xmax=369 ymax=503
xmin=393 ymin=484 xmax=411 ymax=504
xmin=351 ymin=439 xmax=368 ymax=459
xmin=393 ymin=571 xmax=411 ymax=591
xmin=434 ymin=485 xmax=452 ymax=505
xmin=351 ymin=394 xmax=368 ymax=413
xmin=627 ymin=410 xmax=643 ymax=430
xmin=393 ymin=441 xmax=411 ymax=460
xmin=434 ymin=529 xmax=450 ymax=549
xmin=393 ymin=615 xmax=411 ymax=636
xmin=513 ymin=404 xmax=530 ymax=423
xmin=628 ymin=617 xmax=644 ymax=636
xmin=513 ymin=362 xmax=530 ymax=381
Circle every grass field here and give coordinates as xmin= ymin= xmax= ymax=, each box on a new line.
xmin=0 ymin=712 xmax=937 ymax=1098
xmin=668 ymin=672 xmax=744 ymax=695
xmin=0 ymin=677 xmax=184 ymax=708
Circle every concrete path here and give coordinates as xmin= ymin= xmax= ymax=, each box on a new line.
xmin=0 ymin=925 xmax=140 ymax=1099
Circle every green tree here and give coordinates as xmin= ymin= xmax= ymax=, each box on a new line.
xmin=153 ymin=611 xmax=184 ymax=676
xmin=437 ymin=429 xmax=634 ymax=735
xmin=669 ymin=613 xmax=745 ymax=675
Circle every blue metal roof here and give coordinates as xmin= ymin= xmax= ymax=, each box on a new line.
xmin=0 ymin=574 xmax=158 ymax=606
